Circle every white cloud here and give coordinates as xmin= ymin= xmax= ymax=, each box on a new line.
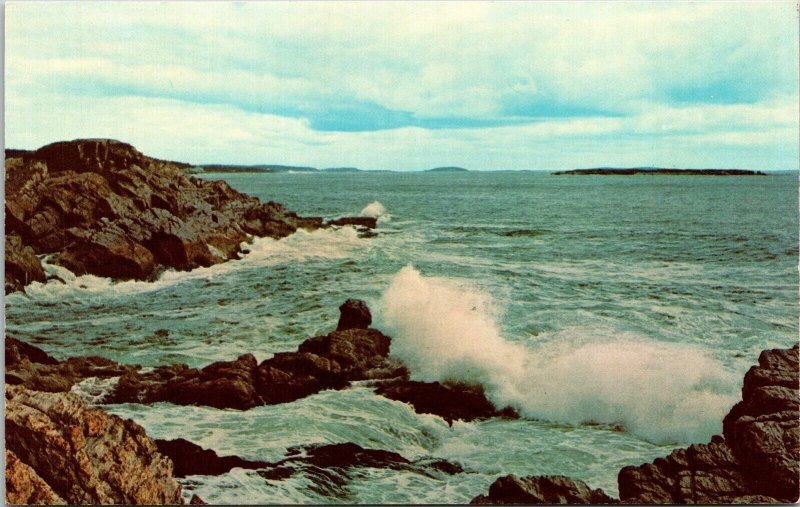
xmin=4 ymin=1 xmax=799 ymax=169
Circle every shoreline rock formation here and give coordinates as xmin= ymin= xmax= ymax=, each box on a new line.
xmin=472 ymin=343 xmax=799 ymax=504
xmin=5 ymin=385 xmax=185 ymax=505
xmin=4 ymin=139 xmax=375 ymax=294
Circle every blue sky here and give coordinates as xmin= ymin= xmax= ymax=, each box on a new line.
xmin=5 ymin=1 xmax=799 ymax=170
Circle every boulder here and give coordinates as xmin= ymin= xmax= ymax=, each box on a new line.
xmin=5 ymin=385 xmax=184 ymax=504
xmin=336 ymin=298 xmax=373 ymax=331
xmin=471 ymin=475 xmax=616 ymax=504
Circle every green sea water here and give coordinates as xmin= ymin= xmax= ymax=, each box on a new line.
xmin=6 ymin=171 xmax=798 ymax=503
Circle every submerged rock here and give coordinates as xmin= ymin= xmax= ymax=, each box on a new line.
xmin=5 ymin=385 xmax=184 ymax=504
xmin=471 ymin=475 xmax=616 ymax=504
xmin=4 ymin=139 xmax=375 ymax=293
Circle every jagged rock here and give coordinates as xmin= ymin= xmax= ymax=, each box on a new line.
xmin=5 ymin=234 xmax=45 ymax=294
xmin=5 ymin=385 xmax=183 ymax=504
xmin=326 ymin=216 xmax=378 ymax=229
xmin=723 ymin=343 xmax=799 ymax=501
xmin=155 ymin=438 xmax=269 ymax=477
xmin=112 ymin=354 xmax=260 ymax=409
xmin=5 ymin=450 xmax=66 ymax=505
xmin=470 ymin=475 xmax=616 ymax=504
xmin=5 ymin=336 xmax=134 ymax=393
xmin=618 ymin=343 xmax=799 ymax=504
xmin=336 ymin=298 xmax=373 ymax=331
xmin=374 ymin=379 xmax=517 ymax=424
xmin=109 ymin=318 xmax=403 ymax=409
xmin=5 ymin=139 xmax=376 ymax=292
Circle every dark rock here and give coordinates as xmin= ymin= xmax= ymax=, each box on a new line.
xmin=155 ymin=438 xmax=269 ymax=477
xmin=4 ymin=139 xmax=376 ymax=292
xmin=5 ymin=336 xmax=134 ymax=393
xmin=108 ymin=326 xmax=402 ymax=409
xmin=336 ymin=299 xmax=372 ymax=331
xmin=112 ymin=354 xmax=259 ymax=410
xmin=5 ymin=234 xmax=45 ymax=294
xmin=374 ymin=380 xmax=517 ymax=424
xmin=618 ymin=343 xmax=799 ymax=504
xmin=326 ymin=216 xmax=378 ymax=229
xmin=722 ymin=343 xmax=799 ymax=501
xmin=471 ymin=475 xmax=616 ymax=504
xmin=189 ymin=494 xmax=207 ymax=505
xmin=5 ymin=385 xmax=184 ymax=504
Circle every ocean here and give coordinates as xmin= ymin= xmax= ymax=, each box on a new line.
xmin=5 ymin=171 xmax=798 ymax=503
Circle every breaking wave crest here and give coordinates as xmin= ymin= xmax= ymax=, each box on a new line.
xmin=377 ymin=266 xmax=738 ymax=444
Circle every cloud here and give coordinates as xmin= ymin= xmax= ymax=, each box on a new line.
xmin=5 ymin=1 xmax=799 ymax=169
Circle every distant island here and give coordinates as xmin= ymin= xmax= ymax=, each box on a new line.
xmin=192 ymin=164 xmax=318 ymax=174
xmin=553 ymin=168 xmax=767 ymax=176
xmin=424 ymin=166 xmax=469 ymax=173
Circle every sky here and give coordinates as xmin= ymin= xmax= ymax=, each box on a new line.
xmin=5 ymin=1 xmax=799 ymax=171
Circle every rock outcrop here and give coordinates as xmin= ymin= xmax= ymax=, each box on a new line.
xmin=5 ymin=385 xmax=184 ymax=504
xmin=471 ymin=475 xmax=616 ymax=504
xmin=374 ymin=380 xmax=517 ymax=424
xmin=5 ymin=335 xmax=134 ymax=393
xmin=473 ymin=343 xmax=798 ymax=505
xmin=109 ymin=327 xmax=405 ymax=409
xmin=5 ymin=139 xmax=375 ymax=293
xmin=155 ymin=439 xmax=270 ymax=477
xmin=617 ymin=343 xmax=798 ymax=504
xmin=5 ymin=450 xmax=66 ymax=505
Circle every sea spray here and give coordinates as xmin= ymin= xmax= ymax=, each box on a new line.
xmin=377 ymin=266 xmax=738 ymax=444
xmin=361 ymin=201 xmax=391 ymax=223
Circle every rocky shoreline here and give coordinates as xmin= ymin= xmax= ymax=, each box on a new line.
xmin=5 ymin=139 xmax=375 ymax=294
xmin=4 ymin=139 xmax=797 ymax=504
xmin=5 ymin=297 xmax=798 ymax=504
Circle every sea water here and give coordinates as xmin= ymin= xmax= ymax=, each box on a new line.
xmin=5 ymin=171 xmax=798 ymax=503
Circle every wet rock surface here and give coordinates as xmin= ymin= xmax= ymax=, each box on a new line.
xmin=617 ymin=343 xmax=798 ymax=504
xmin=108 ymin=326 xmax=404 ymax=409
xmin=155 ymin=438 xmax=270 ymax=477
xmin=336 ymin=298 xmax=373 ymax=331
xmin=374 ymin=379 xmax=518 ymax=424
xmin=5 ymin=385 xmax=184 ymax=505
xmin=4 ymin=139 xmax=374 ymax=293
xmin=471 ymin=475 xmax=616 ymax=504
xmin=5 ymin=335 xmax=134 ymax=393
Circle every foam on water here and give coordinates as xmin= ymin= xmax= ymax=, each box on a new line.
xmin=11 ymin=227 xmax=367 ymax=302
xmin=378 ymin=266 xmax=738 ymax=444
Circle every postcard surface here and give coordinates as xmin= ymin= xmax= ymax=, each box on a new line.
xmin=4 ymin=2 xmax=799 ymax=504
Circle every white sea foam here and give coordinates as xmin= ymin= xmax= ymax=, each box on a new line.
xmin=70 ymin=376 xmax=121 ymax=405
xmin=377 ymin=266 xmax=738 ymax=444
xmin=14 ymin=227 xmax=368 ymax=302
xmin=360 ymin=201 xmax=391 ymax=223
